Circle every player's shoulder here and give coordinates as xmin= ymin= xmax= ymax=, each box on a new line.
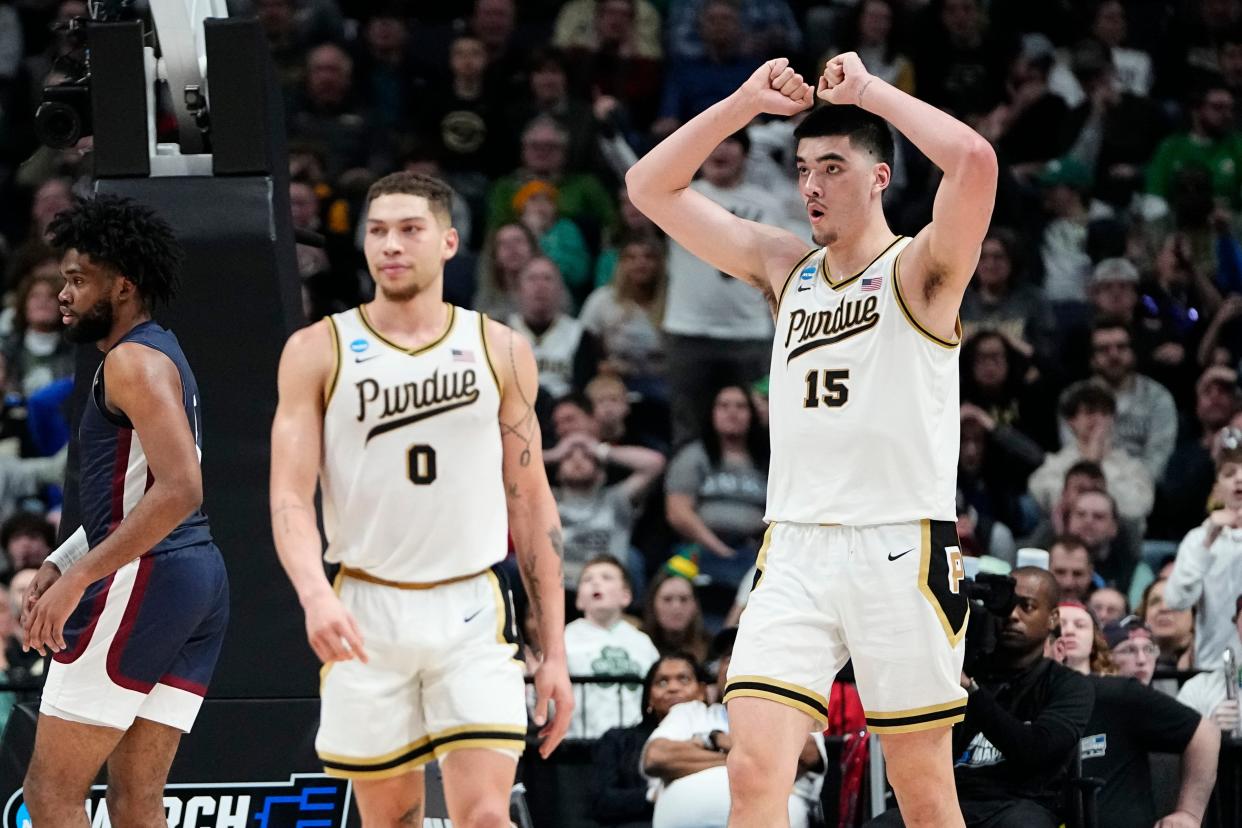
xmin=283 ymin=317 xmax=336 ymax=358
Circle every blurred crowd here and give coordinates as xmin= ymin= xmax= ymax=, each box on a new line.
xmin=6 ymin=0 xmax=1242 ymax=824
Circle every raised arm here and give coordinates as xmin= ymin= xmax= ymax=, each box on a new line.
xmin=487 ymin=318 xmax=574 ymax=758
xmin=270 ymin=321 xmax=367 ymax=666
xmin=625 ymin=58 xmax=814 ymax=301
xmin=819 ymin=52 xmax=997 ymax=338
xmin=25 ymin=344 xmax=204 ymax=654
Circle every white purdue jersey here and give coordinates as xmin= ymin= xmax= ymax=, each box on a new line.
xmin=767 ymin=236 xmax=959 ymax=525
xmin=321 ymin=304 xmax=508 ymax=582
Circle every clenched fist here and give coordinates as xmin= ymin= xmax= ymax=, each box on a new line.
xmin=817 ymin=52 xmax=876 ymax=107
xmin=738 ymin=57 xmax=814 ymax=117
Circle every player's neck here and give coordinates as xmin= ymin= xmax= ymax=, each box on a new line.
xmin=585 ymin=609 xmax=623 ymax=628
xmin=822 ymin=220 xmax=898 ymax=279
xmin=99 ymin=310 xmax=152 ymax=352
xmin=365 ymin=290 xmax=450 ymax=344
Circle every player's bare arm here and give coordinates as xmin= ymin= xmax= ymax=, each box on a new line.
xmin=626 ymin=58 xmax=816 ymax=304
xmin=486 ymin=317 xmax=574 ymax=758
xmin=270 ymin=320 xmax=367 ymax=665
xmin=819 ymin=52 xmax=998 ymax=340
xmin=24 ymin=343 xmax=204 ymax=654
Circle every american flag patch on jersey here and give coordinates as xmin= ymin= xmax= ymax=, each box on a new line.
xmin=861 ymin=276 xmax=882 ymax=292
xmin=452 ymin=348 xmax=475 ymax=363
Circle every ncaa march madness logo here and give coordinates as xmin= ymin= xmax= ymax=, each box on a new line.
xmin=3 ymin=774 xmax=351 ymax=828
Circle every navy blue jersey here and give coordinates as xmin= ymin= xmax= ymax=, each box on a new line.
xmin=78 ymin=320 xmax=213 ymax=551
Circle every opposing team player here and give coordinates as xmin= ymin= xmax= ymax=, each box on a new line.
xmin=21 ymin=195 xmax=230 ymax=826
xmin=270 ymin=172 xmax=573 ymax=826
xmin=626 ymin=54 xmax=997 ymax=827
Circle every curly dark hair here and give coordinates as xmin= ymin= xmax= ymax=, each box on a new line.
xmin=46 ymin=194 xmax=183 ymax=309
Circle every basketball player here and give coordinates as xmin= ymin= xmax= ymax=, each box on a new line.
xmin=626 ymin=53 xmax=997 ymax=827
xmin=270 ymin=172 xmax=574 ymax=826
xmin=20 ymin=195 xmax=229 ymax=826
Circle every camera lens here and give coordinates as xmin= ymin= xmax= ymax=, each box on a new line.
xmin=35 ymin=101 xmax=83 ymax=149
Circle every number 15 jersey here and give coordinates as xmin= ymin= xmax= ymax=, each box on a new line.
xmin=320 ymin=305 xmax=508 ymax=583
xmin=766 ymin=237 xmax=960 ymax=526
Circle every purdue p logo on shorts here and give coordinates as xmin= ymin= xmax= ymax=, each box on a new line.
xmin=946 ymin=546 xmax=965 ymax=595
xmin=919 ymin=521 xmax=970 ymax=645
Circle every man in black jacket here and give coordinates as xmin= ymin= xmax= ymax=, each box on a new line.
xmin=868 ymin=566 xmax=1094 ymax=827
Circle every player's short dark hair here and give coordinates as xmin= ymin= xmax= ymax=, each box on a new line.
xmin=47 ymin=194 xmax=182 ymax=309
xmin=1060 ymin=380 xmax=1116 ymax=420
xmin=794 ymin=105 xmax=895 ymax=168
xmin=1051 ymin=534 xmax=1093 ymax=561
xmin=1065 ymin=460 xmax=1106 ymax=485
xmin=0 ymin=512 xmax=54 ymax=552
xmin=366 ymin=172 xmax=454 ymax=228
xmin=580 ymin=554 xmax=632 ymax=590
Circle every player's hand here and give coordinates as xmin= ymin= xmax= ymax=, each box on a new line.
xmin=23 ymin=570 xmax=85 ymax=656
xmin=737 ymin=58 xmax=814 ymax=118
xmin=1154 ymin=810 xmax=1203 ymax=828
xmin=303 ymin=589 xmax=368 ymax=664
xmin=1211 ymin=699 xmax=1239 ymax=732
xmin=19 ymin=562 xmax=61 ymax=648
xmin=531 ymin=653 xmax=573 ymax=759
xmin=817 ymin=52 xmax=875 ymax=107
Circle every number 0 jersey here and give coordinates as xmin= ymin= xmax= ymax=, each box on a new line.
xmin=766 ymin=237 xmax=960 ymax=526
xmin=320 ymin=305 xmax=508 ymax=582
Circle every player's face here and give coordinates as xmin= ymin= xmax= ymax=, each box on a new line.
xmin=1087 ymin=589 xmax=1126 ymax=626
xmin=364 ymin=194 xmax=458 ymax=302
xmin=796 ymin=136 xmax=888 ymax=247
xmin=654 ymin=576 xmax=697 ymax=632
xmin=648 ymin=658 xmax=704 ymax=718
xmin=576 ymin=563 xmax=631 ymax=615
xmin=58 ymin=249 xmax=122 ymax=344
xmin=1057 ymin=605 xmax=1094 ymax=665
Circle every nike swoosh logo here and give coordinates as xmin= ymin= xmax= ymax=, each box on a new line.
xmin=463 ymin=607 xmax=484 ymax=623
xmin=355 ymin=354 xmax=381 ymax=363
xmin=887 ymin=548 xmax=914 ymax=561
xmin=797 ymin=284 xmax=812 ymax=292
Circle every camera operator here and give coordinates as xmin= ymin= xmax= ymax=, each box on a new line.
xmin=869 ymin=567 xmax=1094 ymax=827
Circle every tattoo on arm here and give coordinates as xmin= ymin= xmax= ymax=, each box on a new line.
xmin=498 ymin=331 xmax=537 ymax=467
xmin=271 ymin=502 xmax=313 ymax=536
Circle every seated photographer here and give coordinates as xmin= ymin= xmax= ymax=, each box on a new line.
xmin=1075 ymin=621 xmax=1220 ymax=828
xmin=869 ymin=567 xmax=1094 ymax=827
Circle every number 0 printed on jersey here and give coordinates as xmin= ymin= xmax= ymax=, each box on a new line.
xmin=407 ymin=444 xmax=437 ymax=485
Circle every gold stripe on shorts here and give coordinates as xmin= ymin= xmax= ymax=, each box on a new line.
xmin=865 ymin=698 xmax=967 ymax=734
xmin=723 ymin=675 xmax=829 ymax=725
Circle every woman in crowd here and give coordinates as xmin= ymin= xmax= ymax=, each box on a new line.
xmin=472 ymin=220 xmax=539 ymax=319
xmin=1057 ymin=600 xmax=1118 ymax=676
xmin=3 ymin=270 xmax=72 ymax=398
xmin=1139 ymin=577 xmax=1196 ymax=672
xmin=591 ymin=652 xmax=707 ymax=828
xmin=642 ymin=570 xmax=711 ymax=663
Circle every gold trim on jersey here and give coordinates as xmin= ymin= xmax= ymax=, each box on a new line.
xmin=325 ymin=316 xmax=342 ymax=406
xmin=357 ymin=302 xmax=457 ymax=355
xmin=319 ymin=568 xmax=346 ymax=690
xmin=775 ymin=248 xmax=819 ymax=314
xmin=722 ymin=675 xmax=830 ymax=725
xmin=892 ymin=245 xmax=962 ymax=349
xmin=751 ymin=523 xmax=775 ymax=591
xmin=820 ymin=235 xmax=905 ymax=291
xmin=486 ymin=569 xmax=524 ymax=668
xmin=340 ymin=565 xmax=486 ymax=590
xmin=479 ymin=313 xmax=503 ymax=395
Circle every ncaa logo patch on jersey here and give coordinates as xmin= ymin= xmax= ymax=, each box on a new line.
xmin=350 ymin=338 xmax=369 ymax=354
xmin=799 ymin=265 xmax=816 ymax=281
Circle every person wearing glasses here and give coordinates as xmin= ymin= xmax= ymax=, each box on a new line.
xmin=1165 ymin=426 xmax=1242 ymax=666
xmin=1072 ymin=614 xmax=1220 ymax=828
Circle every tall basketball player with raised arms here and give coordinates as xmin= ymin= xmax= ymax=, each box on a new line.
xmin=627 ymin=54 xmax=997 ymax=827
xmin=270 ymin=172 xmax=573 ymax=826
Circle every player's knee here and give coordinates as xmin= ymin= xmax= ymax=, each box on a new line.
xmin=22 ymin=771 xmax=61 ymax=819
xmin=726 ymin=746 xmax=786 ymax=800
xmin=106 ymin=784 xmax=165 ymax=828
xmin=455 ymin=805 xmax=509 ymax=828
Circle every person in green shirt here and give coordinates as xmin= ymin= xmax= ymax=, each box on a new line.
xmin=1147 ymin=82 xmax=1242 ymax=208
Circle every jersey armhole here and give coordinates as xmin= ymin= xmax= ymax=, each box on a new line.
xmin=891 ymin=244 xmax=962 ymax=349
xmin=774 ymin=247 xmax=819 ymax=316
xmin=479 ymin=312 xmax=503 ymax=396
xmin=325 ymin=316 xmax=342 ymax=406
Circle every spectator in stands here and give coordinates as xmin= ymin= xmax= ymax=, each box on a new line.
xmin=1105 ymin=616 xmax=1160 ymax=686
xmin=548 ymin=430 xmax=665 ymax=591
xmin=1030 ymin=381 xmax=1154 ymax=524
xmin=508 ymin=257 xmax=598 ymax=399
xmin=641 ymin=628 xmax=823 ymax=828
xmin=660 ymin=131 xmax=793 ymax=444
xmin=665 ymin=385 xmax=768 ymax=594
xmin=824 ymin=0 xmax=915 ymax=96
xmin=585 ymin=374 xmax=669 ymax=455
xmin=591 ymin=652 xmax=706 ymax=828
xmin=565 ymin=555 xmax=661 ymax=739
xmin=1079 ymin=621 xmax=1219 ymax=828
xmin=555 ymin=0 xmax=662 ymax=60
xmin=487 ymin=115 xmax=616 ymax=236
xmin=960 ymin=229 xmax=1055 ymax=365
xmin=1067 ymin=489 xmax=1150 ymax=598
xmin=1178 ymin=593 xmax=1242 ymax=731
xmin=505 ymin=48 xmax=600 ymax=176
xmin=872 ymin=567 xmax=1092 ymax=827
xmin=1058 ymin=320 xmax=1178 ymax=478
xmin=0 ymin=511 xmax=52 ymax=575
xmin=643 ymin=569 xmax=711 ymax=664
xmin=580 ymin=236 xmax=669 ymax=401
xmin=654 ymin=0 xmax=754 ymax=134
xmin=2 ymin=269 xmax=72 ymax=397
xmin=981 ymin=50 xmax=1072 ymax=168
xmin=1166 ymin=426 xmax=1242 ymax=666
xmin=1049 ymin=536 xmax=1096 ymax=602
xmin=911 ymin=0 xmax=1012 ymax=115
xmin=1140 ymin=577 xmax=1197 ymax=673
xmin=286 ymin=43 xmax=378 ymax=180
xmin=551 ymin=392 xmax=602 ymax=444
xmin=513 ymin=179 xmax=592 ymax=300
xmin=27 ymin=178 xmax=72 ymax=244
xmin=958 ymin=402 xmax=1042 ymax=541
xmin=469 ymin=0 xmax=524 ymax=93
xmin=474 ymin=221 xmax=538 ymax=320
xmin=1088 ymin=587 xmax=1128 ymax=627
xmin=1138 ymin=232 xmax=1220 ymax=400
xmin=663 ymin=0 xmax=801 ymax=64
xmin=1036 ymin=156 xmax=1099 ymax=304
xmin=1152 ymin=365 xmax=1240 ymax=540
xmin=960 ymin=330 xmax=1056 ymax=450
xmin=1087 ymin=259 xmax=1141 ymax=347
xmin=413 ymin=33 xmax=504 ymax=180
xmin=351 ymin=9 xmax=417 ymax=133
xmin=560 ymin=0 xmax=664 ymax=131
xmin=1056 ymin=600 xmax=1116 ymax=676
xmin=1147 ymin=80 xmax=1242 ymax=209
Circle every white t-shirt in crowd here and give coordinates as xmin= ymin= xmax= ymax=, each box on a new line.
xmin=565 ymin=617 xmax=660 ymax=738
